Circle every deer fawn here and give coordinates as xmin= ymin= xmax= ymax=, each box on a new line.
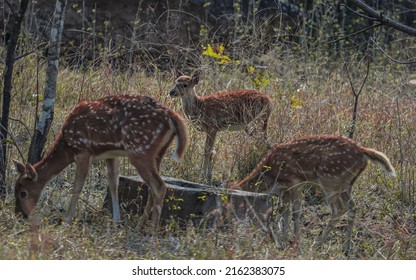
xmin=13 ymin=94 xmax=187 ymax=232
xmin=169 ymin=74 xmax=271 ymax=181
xmin=230 ymin=134 xmax=396 ymax=254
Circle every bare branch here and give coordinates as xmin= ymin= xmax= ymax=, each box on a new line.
xmin=346 ymin=0 xmax=416 ymax=36
xmin=344 ymin=63 xmax=356 ymax=97
xmin=345 ymin=58 xmax=371 ymax=139
xmin=9 ymin=117 xmax=32 ymax=137
xmin=370 ymin=38 xmax=416 ymax=65
xmin=343 ymin=2 xmax=376 ymax=21
xmin=328 ymin=23 xmax=382 ymax=45
xmin=5 ymin=0 xmax=17 ymax=16
xmin=0 ymin=124 xmax=25 ymax=162
xmin=358 ymin=59 xmax=371 ymax=97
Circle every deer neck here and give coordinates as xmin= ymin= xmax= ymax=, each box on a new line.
xmin=231 ymin=158 xmax=269 ymax=192
xmin=181 ymin=89 xmax=202 ymax=119
xmin=33 ymin=135 xmax=74 ymax=186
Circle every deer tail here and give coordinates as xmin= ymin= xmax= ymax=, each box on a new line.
xmin=169 ymin=112 xmax=188 ymax=163
xmin=363 ymin=147 xmax=397 ymax=177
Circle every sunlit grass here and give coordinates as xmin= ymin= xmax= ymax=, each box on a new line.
xmin=1 ymin=46 xmax=415 ymax=260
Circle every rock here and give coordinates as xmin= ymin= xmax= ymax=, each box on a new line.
xmin=103 ymin=175 xmax=272 ymax=227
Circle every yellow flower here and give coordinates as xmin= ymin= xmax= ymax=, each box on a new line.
xmin=291 ymin=95 xmax=302 ymax=109
xmin=250 ymin=67 xmax=270 ymax=89
xmin=202 ymin=44 xmax=232 ymax=64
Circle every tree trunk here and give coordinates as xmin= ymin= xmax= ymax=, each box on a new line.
xmin=27 ymin=0 xmax=68 ymax=164
xmin=0 ymin=0 xmax=30 ymax=196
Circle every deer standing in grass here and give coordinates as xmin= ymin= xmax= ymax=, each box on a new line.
xmin=230 ymin=134 xmax=396 ymax=254
xmin=169 ymin=74 xmax=271 ymax=181
xmin=13 ymin=94 xmax=187 ymax=232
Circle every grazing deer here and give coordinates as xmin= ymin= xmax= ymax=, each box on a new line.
xmin=13 ymin=94 xmax=187 ymax=232
xmin=169 ymin=74 xmax=271 ymax=181
xmin=230 ymin=134 xmax=396 ymax=254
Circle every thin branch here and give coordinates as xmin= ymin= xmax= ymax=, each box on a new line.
xmin=15 ymin=42 xmax=49 ymax=61
xmin=343 ymin=2 xmax=376 ymax=21
xmin=5 ymin=0 xmax=17 ymax=16
xmin=346 ymin=0 xmax=416 ymax=36
xmin=345 ymin=59 xmax=371 ymax=139
xmin=328 ymin=23 xmax=382 ymax=45
xmin=370 ymin=38 xmax=416 ymax=65
xmin=15 ymin=50 xmax=39 ymax=61
xmin=0 ymin=124 xmax=25 ymax=162
xmin=358 ymin=59 xmax=371 ymax=96
xmin=9 ymin=117 xmax=32 ymax=136
xmin=345 ymin=63 xmax=357 ymax=97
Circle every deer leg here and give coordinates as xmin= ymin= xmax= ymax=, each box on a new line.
xmin=138 ymin=191 xmax=154 ymax=229
xmin=291 ymin=188 xmax=303 ymax=249
xmin=342 ymin=188 xmax=356 ymax=254
xmin=138 ymin=141 xmax=172 ymax=227
xmin=148 ymin=172 xmax=167 ymax=232
xmin=66 ymin=154 xmax=91 ymax=224
xmin=245 ymin=109 xmax=270 ymax=142
xmin=203 ymin=130 xmax=217 ymax=182
xmin=279 ymin=190 xmax=291 ymax=244
xmin=139 ymin=168 xmax=167 ymax=233
xmin=106 ymin=158 xmax=121 ymax=223
xmin=260 ymin=111 xmax=270 ymax=145
xmin=316 ymin=195 xmax=346 ymax=248
xmin=127 ymin=156 xmax=152 ymax=229
xmin=130 ymin=157 xmax=166 ymax=233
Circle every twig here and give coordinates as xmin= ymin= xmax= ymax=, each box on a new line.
xmin=342 ymin=2 xmax=376 ymax=21
xmin=5 ymin=0 xmax=17 ymax=16
xmin=370 ymin=38 xmax=416 ymax=65
xmin=14 ymin=42 xmax=48 ymax=61
xmin=0 ymin=124 xmax=26 ymax=162
xmin=9 ymin=117 xmax=32 ymax=136
xmin=345 ymin=59 xmax=370 ymax=139
xmin=327 ymin=23 xmax=382 ymax=45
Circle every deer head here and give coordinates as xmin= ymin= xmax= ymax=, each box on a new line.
xmin=13 ymin=160 xmax=42 ymax=217
xmin=168 ymin=74 xmax=199 ymax=97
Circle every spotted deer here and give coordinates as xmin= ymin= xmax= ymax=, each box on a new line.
xmin=169 ymin=74 xmax=271 ymax=181
xmin=13 ymin=94 xmax=187 ymax=232
xmin=230 ymin=134 xmax=396 ymax=254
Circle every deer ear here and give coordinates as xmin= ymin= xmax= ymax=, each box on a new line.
xmin=191 ymin=74 xmax=200 ymax=85
xmin=13 ymin=159 xmax=26 ymax=176
xmin=25 ymin=163 xmax=38 ymax=182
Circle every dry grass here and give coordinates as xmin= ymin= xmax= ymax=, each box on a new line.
xmin=1 ymin=47 xmax=415 ymax=260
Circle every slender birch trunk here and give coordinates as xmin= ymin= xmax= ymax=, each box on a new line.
xmin=27 ymin=0 xmax=68 ymax=164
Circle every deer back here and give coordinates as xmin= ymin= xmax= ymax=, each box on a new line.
xmin=232 ymin=135 xmax=393 ymax=193
xmin=196 ymin=90 xmax=271 ymax=131
xmin=60 ymin=95 xmax=181 ymax=158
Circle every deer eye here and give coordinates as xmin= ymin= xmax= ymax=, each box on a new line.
xmin=20 ymin=191 xmax=27 ymax=199
xmin=183 ymin=84 xmax=188 ymax=88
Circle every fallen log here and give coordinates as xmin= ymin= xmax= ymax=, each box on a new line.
xmin=103 ymin=175 xmax=273 ymax=227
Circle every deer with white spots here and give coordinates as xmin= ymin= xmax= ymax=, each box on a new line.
xmin=169 ymin=74 xmax=271 ymax=181
xmin=13 ymin=94 xmax=187 ymax=232
xmin=230 ymin=134 xmax=396 ymax=254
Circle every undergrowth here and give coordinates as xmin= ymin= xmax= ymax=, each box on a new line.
xmin=0 ymin=44 xmax=415 ymax=260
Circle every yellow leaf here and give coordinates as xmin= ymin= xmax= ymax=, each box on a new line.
xmin=291 ymin=95 xmax=302 ymax=109
xmin=251 ymin=67 xmax=270 ymax=89
xmin=202 ymin=43 xmax=233 ymax=64
xmin=219 ymin=44 xmax=225 ymax=55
